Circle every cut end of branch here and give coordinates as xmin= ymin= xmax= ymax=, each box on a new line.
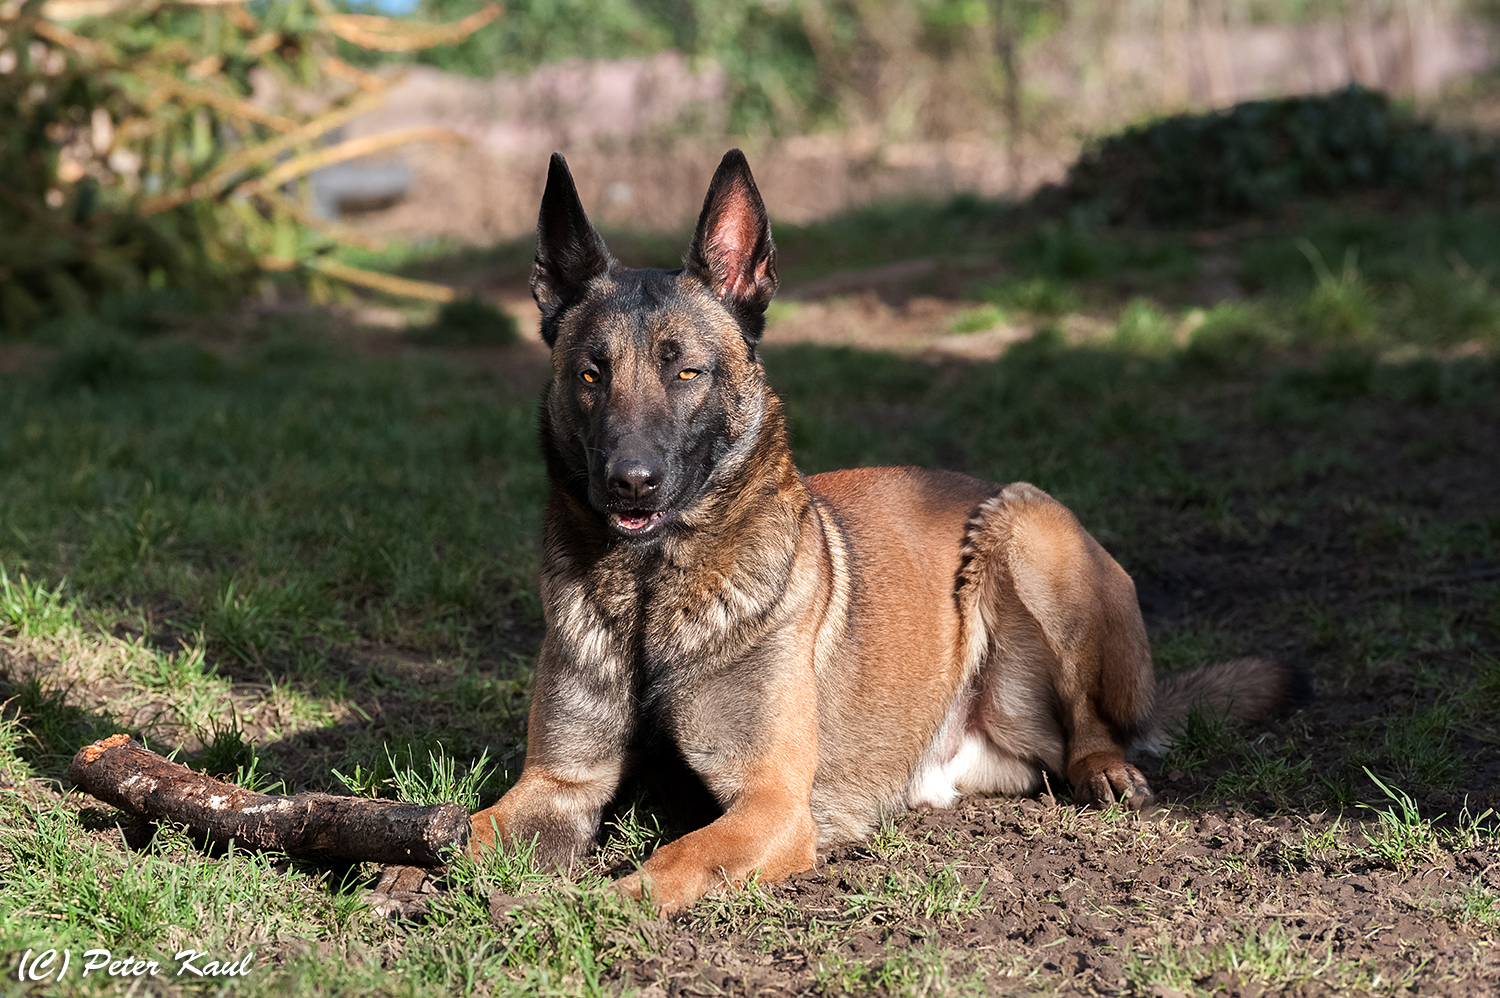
xmin=74 ymin=732 xmax=134 ymax=767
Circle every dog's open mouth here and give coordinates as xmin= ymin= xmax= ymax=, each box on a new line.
xmin=609 ymin=509 xmax=674 ymax=538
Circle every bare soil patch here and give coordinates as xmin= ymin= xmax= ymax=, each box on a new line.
xmin=616 ymin=799 xmax=1500 ymax=996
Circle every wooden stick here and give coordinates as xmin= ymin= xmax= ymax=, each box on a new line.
xmin=69 ymin=735 xmax=469 ymax=867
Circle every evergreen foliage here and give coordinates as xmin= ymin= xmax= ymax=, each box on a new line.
xmin=0 ymin=0 xmax=494 ymax=335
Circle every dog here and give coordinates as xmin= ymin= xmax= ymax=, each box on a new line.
xmin=467 ymin=149 xmax=1304 ymax=914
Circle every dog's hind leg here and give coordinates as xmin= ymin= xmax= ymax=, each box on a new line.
xmin=962 ymin=483 xmax=1156 ymax=809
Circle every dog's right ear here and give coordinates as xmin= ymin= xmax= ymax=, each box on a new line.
xmin=532 ymin=153 xmax=612 ymax=346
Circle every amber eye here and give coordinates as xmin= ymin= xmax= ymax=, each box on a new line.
xmin=580 ymin=370 xmax=599 ymax=384
xmin=677 ymin=369 xmax=701 ymax=381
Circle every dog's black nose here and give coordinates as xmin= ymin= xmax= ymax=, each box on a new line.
xmin=607 ymin=457 xmax=662 ymax=502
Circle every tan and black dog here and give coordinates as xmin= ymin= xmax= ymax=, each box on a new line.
xmin=468 ymin=150 xmax=1303 ymax=913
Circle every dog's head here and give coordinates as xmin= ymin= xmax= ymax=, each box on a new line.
xmin=532 ymin=150 xmax=780 ymax=544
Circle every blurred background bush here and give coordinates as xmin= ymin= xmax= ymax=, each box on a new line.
xmin=0 ymin=0 xmax=496 ymax=334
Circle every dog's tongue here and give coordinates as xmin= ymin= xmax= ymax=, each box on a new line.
xmin=618 ymin=512 xmax=657 ymax=530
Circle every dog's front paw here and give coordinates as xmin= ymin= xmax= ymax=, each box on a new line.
xmin=1071 ymin=756 xmax=1156 ymax=811
xmin=615 ymin=870 xmax=646 ymax=901
xmin=467 ymin=811 xmax=502 ymax=861
xmin=614 ymin=863 xmax=716 ymax=916
xmin=615 ymin=869 xmax=682 ymax=916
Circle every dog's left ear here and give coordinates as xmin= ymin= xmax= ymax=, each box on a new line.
xmin=686 ymin=149 xmax=778 ymax=345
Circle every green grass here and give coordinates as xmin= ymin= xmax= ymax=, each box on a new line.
xmin=1124 ymin=923 xmax=1347 ymax=996
xmin=333 ymin=743 xmax=503 ymax=811
xmin=8 ymin=325 xmax=543 ymax=632
xmin=0 ymin=566 xmax=72 ymax=639
xmin=840 ymin=863 xmax=989 ymax=926
xmin=948 ymin=304 xmax=1007 ymax=335
xmin=1352 ymin=768 xmax=1498 ymax=871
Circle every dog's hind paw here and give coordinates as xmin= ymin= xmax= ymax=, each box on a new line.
xmin=1072 ymin=758 xmax=1156 ymax=811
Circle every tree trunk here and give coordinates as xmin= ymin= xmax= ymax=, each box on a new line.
xmin=991 ymin=0 xmax=1023 ymax=191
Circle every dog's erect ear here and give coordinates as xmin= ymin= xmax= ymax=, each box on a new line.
xmin=532 ymin=153 xmax=612 ymax=346
xmin=686 ymin=149 xmax=778 ymax=344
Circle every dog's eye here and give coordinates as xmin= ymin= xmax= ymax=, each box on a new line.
xmin=677 ymin=369 xmax=701 ymax=381
xmin=580 ymin=370 xmax=599 ymax=385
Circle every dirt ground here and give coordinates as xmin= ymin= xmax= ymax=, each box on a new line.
xmin=614 ymin=797 xmax=1500 ymax=996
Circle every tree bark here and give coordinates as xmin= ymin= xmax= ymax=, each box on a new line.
xmin=69 ymin=734 xmax=469 ymax=867
xmin=991 ymin=0 xmax=1023 ymax=191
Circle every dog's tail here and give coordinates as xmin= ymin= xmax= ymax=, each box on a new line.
xmin=1136 ymin=657 xmax=1311 ymax=756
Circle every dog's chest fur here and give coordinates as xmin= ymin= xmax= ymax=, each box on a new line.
xmin=540 ymin=483 xmax=818 ymax=757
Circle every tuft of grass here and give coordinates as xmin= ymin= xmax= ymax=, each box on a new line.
xmin=857 ymin=944 xmax=990 ymax=998
xmin=687 ymin=871 xmax=801 ymax=940
xmin=135 ymin=638 xmax=212 ymax=694
xmin=600 ymin=802 xmax=668 ymax=867
xmin=46 ymin=328 xmax=147 ymax=393
xmin=1021 ymin=220 xmax=1107 ymax=280
xmin=1471 ymin=655 xmax=1500 ymax=719
xmin=1356 ymin=768 xmax=1446 ymax=870
xmin=870 ymin=814 xmax=922 ymax=861
xmin=1212 ymin=750 xmax=1314 ymax=810
xmin=193 ymin=718 xmax=284 ymax=794
xmin=1377 ymin=701 xmax=1462 ymax=790
xmin=948 ymin=304 xmax=1007 ymax=335
xmin=0 ymin=705 xmax=30 ymax=786
xmin=0 ymin=566 xmax=71 ymax=639
xmin=465 ymin=831 xmax=554 ymax=898
xmin=333 ymin=743 xmax=502 ymax=812
xmin=1125 ymin=923 xmax=1343 ymax=996
xmin=1162 ymin=705 xmax=1245 ymax=774
xmin=3 ymin=677 xmax=125 ymax=779
xmin=1390 ymin=260 xmax=1500 ymax=347
xmin=1295 ymin=817 xmax=1353 ymax=864
xmin=980 ymin=276 xmax=1081 ymax=315
xmin=1295 ymin=239 xmax=1377 ymax=343
xmin=841 ymin=862 xmax=988 ymax=926
xmin=1448 ymin=879 xmax=1500 ymax=928
xmin=464 ymin=877 xmax=651 ymax=995
xmin=1181 ymin=301 xmax=1279 ymax=374
xmin=1113 ymin=297 xmax=1177 ymax=355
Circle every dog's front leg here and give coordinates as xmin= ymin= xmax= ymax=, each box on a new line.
xmin=468 ymin=761 xmax=623 ymax=867
xmin=469 ymin=639 xmax=633 ymax=867
xmin=617 ymin=661 xmax=820 ymax=914
xmin=617 ymin=773 xmax=818 ymax=914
